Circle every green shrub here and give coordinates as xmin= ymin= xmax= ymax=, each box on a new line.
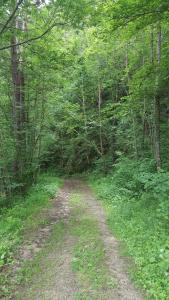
xmin=91 ymin=159 xmax=169 ymax=299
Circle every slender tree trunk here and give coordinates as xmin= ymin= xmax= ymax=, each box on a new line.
xmin=154 ymin=95 xmax=161 ymax=170
xmin=81 ymin=79 xmax=90 ymax=164
xmin=153 ymin=24 xmax=161 ymax=170
xmin=148 ymin=28 xmax=155 ymax=153
xmin=142 ymin=32 xmax=147 ymax=150
xmin=126 ymin=45 xmax=138 ymax=158
xmin=98 ymin=82 xmax=103 ymax=156
xmin=82 ymin=79 xmax=87 ymax=135
xmin=150 ymin=28 xmax=154 ymax=64
xmin=157 ymin=24 xmax=162 ymax=64
xmin=132 ymin=111 xmax=138 ymax=159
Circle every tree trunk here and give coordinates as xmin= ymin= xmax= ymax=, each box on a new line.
xmin=11 ymin=32 xmax=26 ymax=182
xmin=98 ymin=82 xmax=103 ymax=156
xmin=81 ymin=78 xmax=90 ymax=164
xmin=153 ymin=24 xmax=161 ymax=171
xmin=150 ymin=27 xmax=154 ymax=64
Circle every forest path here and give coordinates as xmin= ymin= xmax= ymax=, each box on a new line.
xmin=15 ymin=179 xmax=144 ymax=300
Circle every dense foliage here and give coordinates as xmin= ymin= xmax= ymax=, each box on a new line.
xmin=1 ymin=0 xmax=169 ymax=192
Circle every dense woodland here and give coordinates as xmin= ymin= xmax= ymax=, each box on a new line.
xmin=1 ymin=1 xmax=169 ymax=299
xmin=0 ymin=0 xmax=169 ymax=197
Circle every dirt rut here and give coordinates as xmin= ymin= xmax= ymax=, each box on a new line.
xmin=14 ymin=179 xmax=144 ymax=300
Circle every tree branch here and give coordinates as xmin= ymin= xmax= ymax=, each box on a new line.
xmin=111 ymin=6 xmax=169 ymax=28
xmin=0 ymin=0 xmax=24 ymax=36
xmin=0 ymin=22 xmax=66 ymax=51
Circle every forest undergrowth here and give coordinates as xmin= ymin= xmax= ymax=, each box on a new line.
xmin=91 ymin=158 xmax=169 ymax=300
xmin=0 ymin=172 xmax=61 ymax=297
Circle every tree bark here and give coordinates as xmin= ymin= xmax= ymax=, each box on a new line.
xmin=153 ymin=24 xmax=161 ymax=170
xmin=81 ymin=78 xmax=90 ymax=164
xmin=11 ymin=31 xmax=26 ymax=182
xmin=98 ymin=82 xmax=103 ymax=156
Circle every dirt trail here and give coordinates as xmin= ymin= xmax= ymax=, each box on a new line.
xmin=72 ymin=180 xmax=144 ymax=300
xmin=14 ymin=179 xmax=144 ymax=300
